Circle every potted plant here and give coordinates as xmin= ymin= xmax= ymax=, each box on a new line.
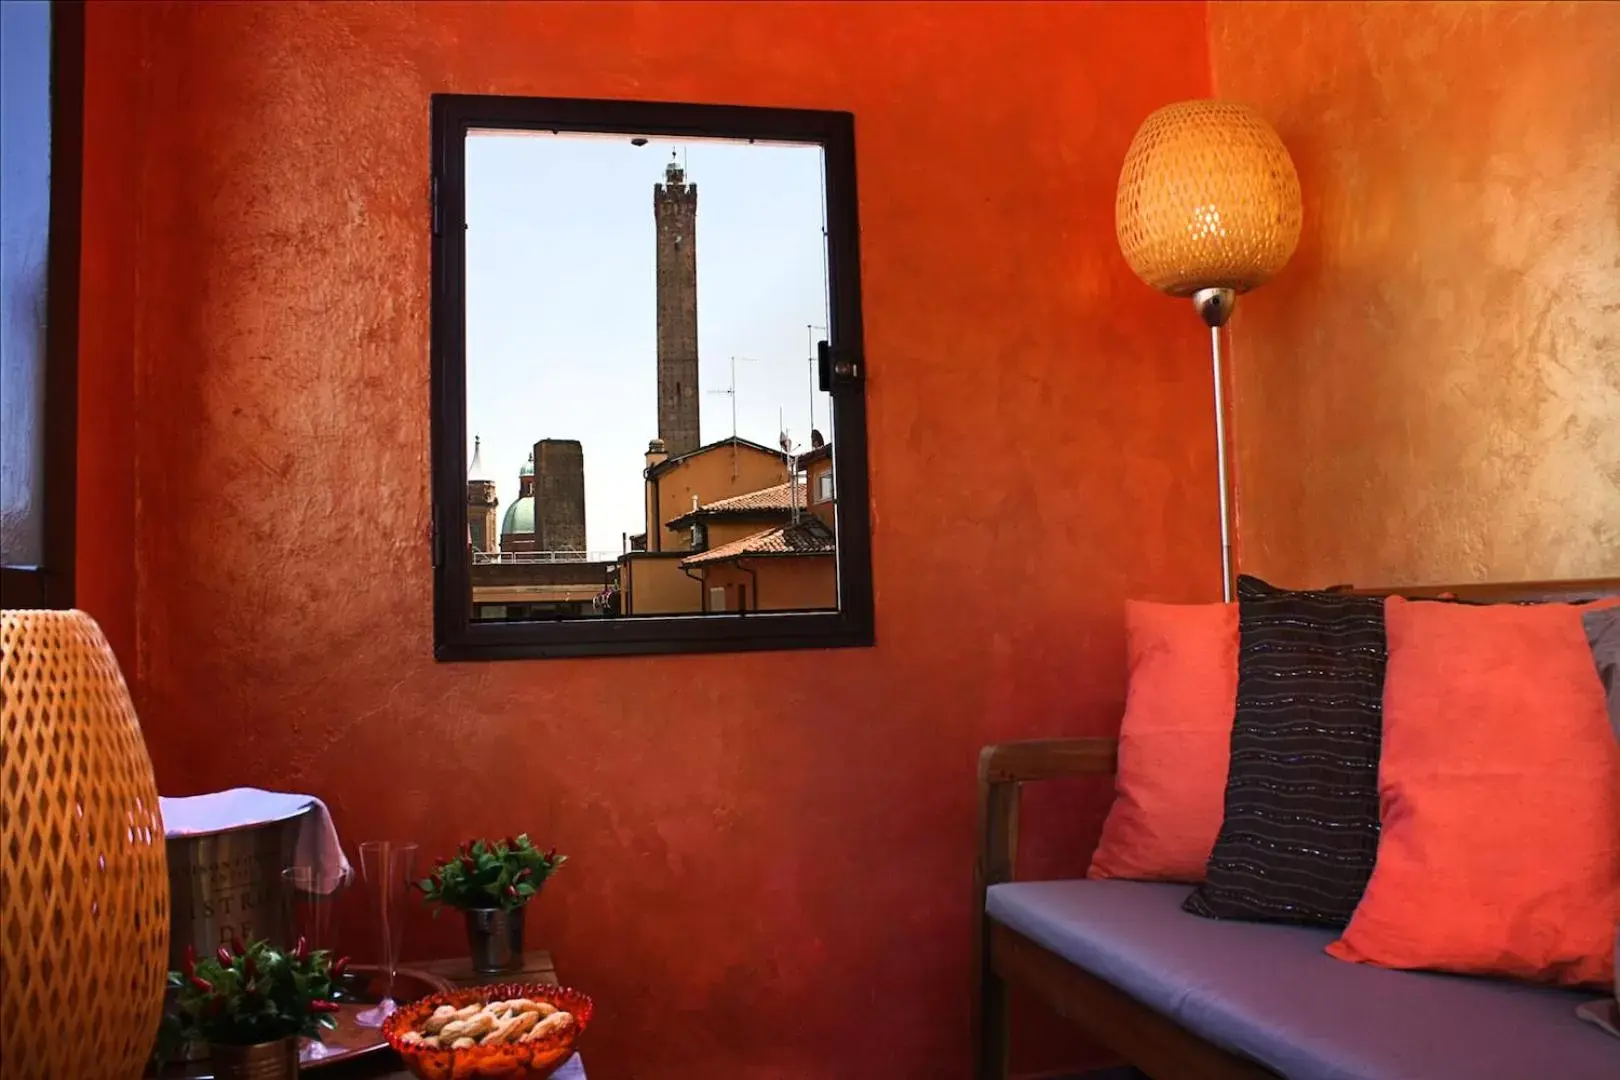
xmin=163 ymin=937 xmax=345 ymax=1080
xmin=419 ymin=834 xmax=566 ymax=974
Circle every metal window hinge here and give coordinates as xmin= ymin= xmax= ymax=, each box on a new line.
xmin=817 ymin=340 xmax=862 ymax=393
xmin=430 ymin=512 xmax=442 ymax=568
xmin=431 ymin=175 xmax=442 ymax=237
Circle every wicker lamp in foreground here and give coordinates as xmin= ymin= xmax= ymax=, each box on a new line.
xmin=1116 ymin=100 xmax=1301 ymax=599
xmin=1 ymin=610 xmax=169 ymax=1079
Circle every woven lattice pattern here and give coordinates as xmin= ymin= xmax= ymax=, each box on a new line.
xmin=2 ymin=610 xmax=169 ymax=1079
xmin=1116 ymin=100 xmax=1302 ymax=296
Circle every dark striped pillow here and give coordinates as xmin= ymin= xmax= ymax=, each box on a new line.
xmin=1183 ymin=575 xmax=1386 ymax=926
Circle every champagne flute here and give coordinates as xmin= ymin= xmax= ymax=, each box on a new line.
xmin=354 ymin=841 xmax=418 ymax=1029
xmin=281 ymin=863 xmax=353 ymax=1060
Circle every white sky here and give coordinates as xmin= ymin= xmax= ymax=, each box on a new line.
xmin=465 ymin=132 xmax=833 ymax=554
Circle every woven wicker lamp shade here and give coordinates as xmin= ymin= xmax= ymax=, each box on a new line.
xmin=1116 ymin=100 xmax=1302 ymax=297
xmin=2 ymin=610 xmax=169 ymax=1079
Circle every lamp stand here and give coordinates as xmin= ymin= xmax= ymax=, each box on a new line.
xmin=1192 ymin=287 xmax=1237 ymax=602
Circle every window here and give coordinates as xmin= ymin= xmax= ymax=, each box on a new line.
xmin=0 ymin=1 xmax=81 ymax=611
xmin=816 ymin=471 xmax=835 ymax=503
xmin=431 ymin=96 xmax=873 ymax=659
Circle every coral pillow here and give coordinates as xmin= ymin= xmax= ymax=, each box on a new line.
xmin=1327 ymin=596 xmax=1620 ymax=987
xmin=1088 ymin=600 xmax=1236 ymax=883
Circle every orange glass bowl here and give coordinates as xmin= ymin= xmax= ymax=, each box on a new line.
xmin=383 ymin=983 xmax=592 ymax=1080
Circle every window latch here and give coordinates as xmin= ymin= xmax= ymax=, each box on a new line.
xmin=817 ymin=340 xmax=861 ymax=393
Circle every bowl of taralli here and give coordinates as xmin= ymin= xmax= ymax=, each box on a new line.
xmin=383 ymin=983 xmax=593 ymax=1080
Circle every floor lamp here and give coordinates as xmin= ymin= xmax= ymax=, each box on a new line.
xmin=1115 ymin=100 xmax=1302 ymax=601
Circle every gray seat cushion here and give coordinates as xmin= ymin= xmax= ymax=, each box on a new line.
xmin=986 ymin=879 xmax=1618 ymax=1080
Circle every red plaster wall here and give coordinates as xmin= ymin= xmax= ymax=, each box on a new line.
xmin=77 ymin=2 xmax=1213 ymax=1075
xmin=1211 ymin=0 xmax=1620 ymax=587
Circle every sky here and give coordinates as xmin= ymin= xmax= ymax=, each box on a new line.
xmin=465 ymin=131 xmax=833 ymax=555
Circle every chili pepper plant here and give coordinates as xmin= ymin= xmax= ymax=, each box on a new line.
xmin=418 ymin=834 xmax=565 ymax=912
xmin=168 ymin=936 xmax=347 ymax=1047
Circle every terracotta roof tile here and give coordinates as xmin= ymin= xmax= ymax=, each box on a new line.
xmin=680 ymin=517 xmax=835 ymax=567
xmin=703 ymin=482 xmax=804 ymax=513
xmin=664 ymin=481 xmax=806 ymax=529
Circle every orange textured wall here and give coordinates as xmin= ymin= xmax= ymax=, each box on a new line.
xmin=77 ymin=1 xmax=1213 ymax=1075
xmin=1211 ymin=0 xmax=1620 ymax=587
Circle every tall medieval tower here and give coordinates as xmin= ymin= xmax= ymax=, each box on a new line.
xmin=654 ymin=155 xmax=700 ymax=457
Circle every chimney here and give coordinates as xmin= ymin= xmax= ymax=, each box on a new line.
xmin=643 ymin=438 xmax=668 ymax=553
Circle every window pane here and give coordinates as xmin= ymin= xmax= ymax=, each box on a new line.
xmin=0 ymin=0 xmax=51 ymax=568
xmin=463 ymin=130 xmax=838 ymax=622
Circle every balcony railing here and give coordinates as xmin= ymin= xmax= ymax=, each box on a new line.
xmin=472 ymin=550 xmax=622 ymax=565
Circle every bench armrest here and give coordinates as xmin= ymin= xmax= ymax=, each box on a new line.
xmin=978 ymin=737 xmax=1118 ymax=783
xmin=972 ymin=736 xmax=1119 ymax=1077
xmin=976 ymin=737 xmax=1117 ymax=893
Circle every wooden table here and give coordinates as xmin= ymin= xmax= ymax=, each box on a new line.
xmin=318 ymin=952 xmax=585 ymax=1080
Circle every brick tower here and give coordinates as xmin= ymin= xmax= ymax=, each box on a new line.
xmin=654 ymin=154 xmax=700 ymax=456
xmin=532 ymin=438 xmax=587 ymax=554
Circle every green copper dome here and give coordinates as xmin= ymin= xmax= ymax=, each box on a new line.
xmin=501 ymin=496 xmax=534 ymax=538
xmin=519 ymin=451 xmax=534 ymax=478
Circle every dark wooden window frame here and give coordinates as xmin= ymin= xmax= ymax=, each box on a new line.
xmin=1 ymin=0 xmax=82 ymax=611
xmin=429 ymin=95 xmax=874 ymax=660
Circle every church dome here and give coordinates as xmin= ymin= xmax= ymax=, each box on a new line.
xmin=519 ymin=451 xmax=534 ymax=478
xmin=501 ymin=496 xmax=534 ymax=538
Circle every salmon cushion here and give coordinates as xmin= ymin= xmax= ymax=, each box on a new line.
xmin=1327 ymin=596 xmax=1620 ymax=987
xmin=1089 ymin=600 xmax=1237 ymax=883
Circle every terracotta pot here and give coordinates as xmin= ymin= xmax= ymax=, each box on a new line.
xmin=464 ymin=905 xmax=527 ymax=973
xmin=210 ymin=1036 xmax=300 ymax=1080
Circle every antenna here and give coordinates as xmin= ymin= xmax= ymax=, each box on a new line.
xmin=779 ymin=415 xmax=802 ymax=525
xmin=707 ymin=356 xmax=740 ymax=440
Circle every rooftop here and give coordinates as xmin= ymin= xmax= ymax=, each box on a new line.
xmin=646 ymin=435 xmax=783 ymax=479
xmin=680 ymin=517 xmax=836 ymax=567
xmin=664 ymin=481 xmax=805 ymax=529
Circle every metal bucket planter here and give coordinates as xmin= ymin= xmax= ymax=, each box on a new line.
xmin=464 ymin=905 xmax=527 ymax=974
xmin=164 ymin=811 xmax=308 ymax=1060
xmin=210 ymin=1036 xmax=300 ymax=1080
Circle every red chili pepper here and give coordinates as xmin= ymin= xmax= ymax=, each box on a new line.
xmin=188 ymin=975 xmax=214 ymax=994
xmin=243 ymin=954 xmax=258 ymax=979
xmin=331 ymin=955 xmax=349 ymax=977
xmin=230 ymin=936 xmax=246 ymax=957
xmin=311 ymin=999 xmax=342 ymax=1014
xmin=293 ymin=936 xmax=308 ymax=961
xmin=182 ymin=944 xmax=197 ymax=978
xmin=544 ymin=847 xmax=557 ymax=863
xmin=505 ymin=884 xmax=519 ymax=900
xmin=461 ymin=855 xmax=476 ymax=873
xmin=215 ymin=944 xmax=232 ymax=966
xmin=504 ymin=834 xmax=519 ymax=851
xmin=515 ymin=867 xmax=531 ymax=883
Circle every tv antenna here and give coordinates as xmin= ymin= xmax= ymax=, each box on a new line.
xmin=709 ymin=356 xmax=771 ymax=477
xmin=779 ymin=415 xmax=802 ymax=524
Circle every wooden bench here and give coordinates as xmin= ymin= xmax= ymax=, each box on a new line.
xmin=971 ymin=578 xmax=1620 ymax=1080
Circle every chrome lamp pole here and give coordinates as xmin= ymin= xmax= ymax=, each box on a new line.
xmin=1115 ymin=101 xmax=1303 ymax=602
